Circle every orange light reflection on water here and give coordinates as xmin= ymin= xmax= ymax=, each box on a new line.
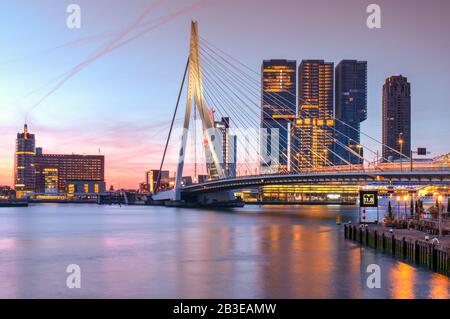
xmin=428 ymin=274 xmax=449 ymax=299
xmin=390 ymin=262 xmax=416 ymax=299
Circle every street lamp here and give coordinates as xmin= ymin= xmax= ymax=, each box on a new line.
xmin=403 ymin=195 xmax=409 ymax=218
xmin=438 ymin=195 xmax=443 ymax=238
xmin=398 ymin=133 xmax=404 ymax=172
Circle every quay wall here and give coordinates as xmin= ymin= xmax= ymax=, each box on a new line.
xmin=344 ymin=224 xmax=450 ymax=277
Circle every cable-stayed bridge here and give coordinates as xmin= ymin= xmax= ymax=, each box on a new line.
xmin=152 ymin=22 xmax=450 ymax=204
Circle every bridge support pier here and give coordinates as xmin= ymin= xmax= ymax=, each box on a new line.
xmin=193 ymin=191 xmax=236 ymax=206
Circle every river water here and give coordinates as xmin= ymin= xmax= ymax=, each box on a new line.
xmin=0 ymin=203 xmax=448 ymax=299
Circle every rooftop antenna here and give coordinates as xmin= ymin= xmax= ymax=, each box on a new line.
xmin=24 ymin=115 xmax=28 ymax=139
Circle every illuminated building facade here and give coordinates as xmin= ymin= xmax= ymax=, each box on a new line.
xmin=66 ymin=180 xmax=105 ymax=194
xmin=0 ymin=186 xmax=16 ymax=200
xmin=382 ymin=75 xmax=411 ymax=160
xmin=146 ymin=170 xmax=170 ymax=193
xmin=334 ymin=60 xmax=367 ymax=165
xmin=291 ymin=60 xmax=334 ymax=171
xmin=261 ymin=59 xmax=296 ymax=173
xmin=14 ymin=124 xmax=36 ymax=198
xmin=206 ymin=117 xmax=237 ymax=179
xmin=235 ymin=184 xmax=360 ymax=204
xmin=34 ymin=148 xmax=105 ymax=193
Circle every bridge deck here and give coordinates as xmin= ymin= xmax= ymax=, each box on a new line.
xmin=182 ymin=171 xmax=450 ymax=193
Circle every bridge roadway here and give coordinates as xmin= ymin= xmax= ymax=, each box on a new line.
xmin=182 ymin=170 xmax=450 ymax=194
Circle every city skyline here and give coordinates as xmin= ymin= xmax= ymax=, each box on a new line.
xmin=1 ymin=0 xmax=450 ymax=189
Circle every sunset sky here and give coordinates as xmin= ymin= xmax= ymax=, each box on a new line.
xmin=1 ymin=0 xmax=449 ymax=188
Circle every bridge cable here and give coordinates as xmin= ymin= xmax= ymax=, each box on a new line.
xmin=189 ymin=68 xmax=260 ymax=176
xmin=154 ymin=58 xmax=189 ymax=193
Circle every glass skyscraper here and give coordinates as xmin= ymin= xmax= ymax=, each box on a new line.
xmin=291 ymin=60 xmax=334 ymax=171
xmin=14 ymin=124 xmax=36 ymax=198
xmin=206 ymin=117 xmax=237 ymax=179
xmin=382 ymin=75 xmax=411 ymax=161
xmin=261 ymin=59 xmax=296 ymax=174
xmin=334 ymin=60 xmax=367 ymax=165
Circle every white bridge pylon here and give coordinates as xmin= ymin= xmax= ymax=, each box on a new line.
xmin=171 ymin=21 xmax=225 ymax=201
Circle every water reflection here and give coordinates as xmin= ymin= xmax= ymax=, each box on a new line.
xmin=0 ymin=204 xmax=448 ymax=298
xmin=390 ymin=263 xmax=416 ymax=299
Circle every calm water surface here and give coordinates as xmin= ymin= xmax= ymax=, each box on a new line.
xmin=0 ymin=204 xmax=448 ymax=299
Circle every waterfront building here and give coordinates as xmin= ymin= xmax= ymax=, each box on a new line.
xmin=14 ymin=124 xmax=36 ymax=198
xmin=146 ymin=170 xmax=170 ymax=193
xmin=34 ymin=148 xmax=105 ymax=193
xmin=234 ymin=184 xmax=360 ymax=204
xmin=0 ymin=186 xmax=16 ymax=200
xmin=334 ymin=60 xmax=367 ymax=165
xmin=261 ymin=59 xmax=296 ymax=174
xmin=382 ymin=75 xmax=411 ymax=160
xmin=66 ymin=180 xmax=106 ymax=194
xmin=291 ymin=60 xmax=334 ymax=171
xmin=206 ymin=117 xmax=237 ymax=179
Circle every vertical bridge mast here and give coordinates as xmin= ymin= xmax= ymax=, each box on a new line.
xmin=174 ymin=21 xmax=225 ymax=201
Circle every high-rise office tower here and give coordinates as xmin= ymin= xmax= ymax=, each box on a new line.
xmin=291 ymin=60 xmax=334 ymax=171
xmin=14 ymin=124 xmax=36 ymax=198
xmin=206 ymin=117 xmax=237 ymax=179
xmin=382 ymin=75 xmax=411 ymax=161
xmin=261 ymin=59 xmax=296 ymax=174
xmin=334 ymin=60 xmax=367 ymax=165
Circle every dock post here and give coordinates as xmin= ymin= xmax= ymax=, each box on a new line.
xmin=374 ymin=231 xmax=378 ymax=249
xmin=391 ymin=234 xmax=396 ymax=256
xmin=432 ymin=244 xmax=437 ymax=271
xmin=402 ymin=237 xmax=407 ymax=258
xmin=414 ymin=240 xmax=419 ymax=263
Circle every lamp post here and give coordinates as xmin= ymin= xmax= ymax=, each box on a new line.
xmin=403 ymin=195 xmax=409 ymax=219
xmin=398 ymin=133 xmax=404 ymax=172
xmin=438 ymin=195 xmax=443 ymax=238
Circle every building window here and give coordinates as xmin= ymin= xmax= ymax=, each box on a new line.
xmin=84 ymin=184 xmax=89 ymax=193
xmin=68 ymin=184 xmax=75 ymax=194
xmin=94 ymin=184 xmax=99 ymax=193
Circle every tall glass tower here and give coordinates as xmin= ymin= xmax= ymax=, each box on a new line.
xmin=261 ymin=59 xmax=296 ymax=174
xmin=334 ymin=60 xmax=367 ymax=165
xmin=382 ymin=75 xmax=411 ymax=161
xmin=14 ymin=124 xmax=36 ymax=198
xmin=291 ymin=60 xmax=334 ymax=171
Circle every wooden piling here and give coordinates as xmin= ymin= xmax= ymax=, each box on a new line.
xmin=344 ymin=224 xmax=449 ymax=277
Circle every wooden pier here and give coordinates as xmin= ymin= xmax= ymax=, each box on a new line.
xmin=344 ymin=224 xmax=450 ymax=277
